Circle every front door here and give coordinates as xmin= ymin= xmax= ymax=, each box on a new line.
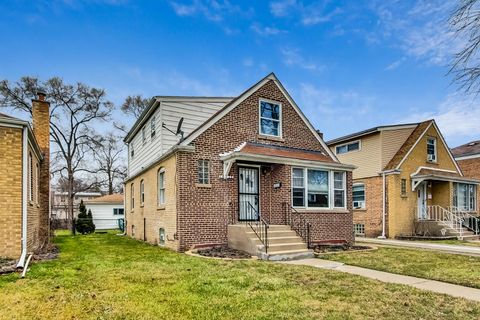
xmin=238 ymin=167 xmax=259 ymax=221
xmin=417 ymin=182 xmax=427 ymax=219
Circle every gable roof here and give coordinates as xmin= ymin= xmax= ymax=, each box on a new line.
xmin=451 ymin=140 xmax=480 ymax=158
xmin=383 ymin=120 xmax=462 ymax=175
xmin=326 ymin=123 xmax=419 ymax=145
xmin=179 ymin=73 xmax=338 ymax=162
xmin=84 ymin=193 xmax=123 ymax=204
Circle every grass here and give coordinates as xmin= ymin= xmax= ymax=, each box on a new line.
xmin=0 ymin=234 xmax=479 ymax=319
xmin=413 ymin=239 xmax=480 ymax=247
xmin=321 ymin=247 xmax=480 ymax=289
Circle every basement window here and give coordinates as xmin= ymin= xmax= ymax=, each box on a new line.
xmin=159 ymin=228 xmax=165 ymax=246
xmin=354 ymin=224 xmax=365 ymax=236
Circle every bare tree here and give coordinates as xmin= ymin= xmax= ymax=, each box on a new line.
xmin=121 ymin=95 xmax=149 ymax=119
xmin=0 ymin=77 xmax=113 ymax=223
xmin=90 ymin=133 xmax=127 ymax=194
xmin=450 ymin=0 xmax=480 ymax=94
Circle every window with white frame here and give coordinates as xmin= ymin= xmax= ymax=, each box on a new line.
xmin=158 ymin=168 xmax=165 ymax=205
xmin=197 ymin=160 xmax=210 ymax=184
xmin=453 ymin=183 xmax=476 ymax=211
xmin=353 ymin=183 xmax=365 ymax=209
xmin=130 ymin=183 xmax=135 ymax=210
xmin=28 ymin=152 xmax=33 ymax=202
xmin=292 ymin=168 xmax=346 ymax=209
xmin=354 ymin=223 xmax=365 ymax=236
xmin=336 ymin=141 xmax=360 ymax=155
xmin=151 ymin=116 xmax=156 ymax=139
xmin=142 ymin=127 xmax=147 ymax=144
xmin=259 ymin=100 xmax=281 ymax=137
xmin=334 ymin=172 xmax=345 ymax=208
xmin=140 ymin=179 xmax=145 ymax=206
xmin=427 ymin=137 xmax=437 ymax=162
xmin=113 ymin=208 xmax=124 ymax=215
xmin=36 ymin=163 xmax=39 ymax=203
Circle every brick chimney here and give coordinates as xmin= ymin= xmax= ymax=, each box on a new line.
xmin=316 ymin=129 xmax=324 ymax=140
xmin=32 ymin=91 xmax=50 ymax=243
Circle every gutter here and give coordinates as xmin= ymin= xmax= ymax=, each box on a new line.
xmin=17 ymin=126 xmax=28 ymax=268
xmin=378 ymin=169 xmax=401 ymax=239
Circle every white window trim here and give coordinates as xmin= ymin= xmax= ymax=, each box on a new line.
xmin=335 ymin=140 xmax=361 ymax=155
xmin=427 ymin=137 xmax=437 ymax=163
xmin=454 ymin=183 xmax=476 ymax=211
xmin=258 ymin=99 xmax=282 ymax=138
xmin=291 ymin=167 xmax=347 ymax=210
xmin=130 ymin=183 xmax=135 ymax=210
xmin=158 ymin=168 xmax=166 ymax=205
xmin=352 ymin=182 xmax=366 ymax=209
xmin=197 ymin=159 xmax=210 ymax=185
xmin=140 ymin=179 xmax=145 ymax=207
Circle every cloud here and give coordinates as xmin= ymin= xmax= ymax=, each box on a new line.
xmin=269 ymin=0 xmax=342 ymax=26
xmin=385 ymin=57 xmax=406 ymax=71
xmin=281 ymin=48 xmax=322 ymax=71
xmin=250 ymin=24 xmax=286 ymax=36
xmin=400 ymin=93 xmax=480 ymax=144
xmin=169 ymin=0 xmax=251 ymax=23
xmin=242 ymin=58 xmax=253 ymax=67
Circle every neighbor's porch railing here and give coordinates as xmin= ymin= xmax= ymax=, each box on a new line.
xmin=448 ymin=206 xmax=480 ymax=235
xmin=417 ymin=205 xmax=464 ymax=238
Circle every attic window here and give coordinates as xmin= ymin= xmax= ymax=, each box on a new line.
xmin=427 ymin=137 xmax=437 ymax=162
xmin=336 ymin=141 xmax=360 ymax=155
xmin=259 ymin=100 xmax=282 ymax=137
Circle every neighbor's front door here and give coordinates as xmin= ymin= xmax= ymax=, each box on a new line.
xmin=238 ymin=166 xmax=259 ymax=221
xmin=417 ymin=182 xmax=427 ymax=219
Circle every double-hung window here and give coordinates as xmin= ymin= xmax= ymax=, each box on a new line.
xmin=197 ymin=160 xmax=210 ymax=184
xmin=131 ymin=183 xmax=135 ymax=210
xmin=292 ymin=168 xmax=346 ymax=209
xmin=151 ymin=116 xmax=156 ymax=139
xmin=130 ymin=143 xmax=134 ymax=159
xmin=453 ymin=183 xmax=476 ymax=211
xmin=427 ymin=137 xmax=437 ymax=162
xmin=158 ymin=168 xmax=165 ymax=205
xmin=259 ymin=100 xmax=281 ymax=137
xmin=353 ymin=183 xmax=365 ymax=209
xmin=140 ymin=180 xmax=145 ymax=206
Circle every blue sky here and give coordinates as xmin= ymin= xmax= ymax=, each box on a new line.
xmin=1 ymin=0 xmax=479 ymax=147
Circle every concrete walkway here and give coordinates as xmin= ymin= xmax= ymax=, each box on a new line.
xmin=357 ymin=238 xmax=480 ymax=257
xmin=281 ymin=258 xmax=480 ymax=302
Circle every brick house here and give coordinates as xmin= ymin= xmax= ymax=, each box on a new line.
xmin=0 ymin=93 xmax=50 ymax=265
xmin=328 ymin=120 xmax=479 ymax=240
xmin=452 ymin=141 xmax=480 ymax=213
xmin=124 ymin=73 xmax=355 ymax=259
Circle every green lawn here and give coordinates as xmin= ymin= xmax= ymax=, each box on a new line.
xmin=412 ymin=239 xmax=480 ymax=247
xmin=321 ymin=247 xmax=480 ymax=289
xmin=1 ymin=234 xmax=479 ymax=319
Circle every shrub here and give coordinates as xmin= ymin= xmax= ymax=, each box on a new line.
xmin=75 ymin=200 xmax=96 ymax=234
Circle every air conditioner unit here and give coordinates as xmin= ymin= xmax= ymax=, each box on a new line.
xmin=427 ymin=154 xmax=436 ymax=162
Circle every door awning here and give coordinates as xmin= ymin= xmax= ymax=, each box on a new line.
xmin=219 ymin=142 xmax=356 ymax=179
xmin=410 ymin=167 xmax=480 ymax=191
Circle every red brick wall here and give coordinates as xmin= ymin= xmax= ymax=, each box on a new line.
xmin=353 ymin=176 xmax=384 ymax=238
xmin=176 ymin=79 xmax=353 ymax=250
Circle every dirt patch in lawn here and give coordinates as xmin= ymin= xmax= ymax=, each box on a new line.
xmin=313 ymin=244 xmax=374 ymax=255
xmin=195 ymin=246 xmax=253 ymax=259
xmin=0 ymin=258 xmax=17 ymax=275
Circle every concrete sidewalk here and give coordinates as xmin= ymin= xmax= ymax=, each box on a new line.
xmin=357 ymin=238 xmax=480 ymax=257
xmin=281 ymin=258 xmax=480 ymax=302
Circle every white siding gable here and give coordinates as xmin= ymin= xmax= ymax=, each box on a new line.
xmin=127 ymin=98 xmax=231 ymax=178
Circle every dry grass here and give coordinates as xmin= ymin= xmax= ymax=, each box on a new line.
xmin=0 ymin=232 xmax=479 ymax=319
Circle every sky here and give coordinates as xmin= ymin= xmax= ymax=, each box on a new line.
xmin=0 ymin=0 xmax=479 ymax=147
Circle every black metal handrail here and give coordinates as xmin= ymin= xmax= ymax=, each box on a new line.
xmin=284 ymin=202 xmax=311 ymax=248
xmin=246 ymin=202 xmax=269 ymax=253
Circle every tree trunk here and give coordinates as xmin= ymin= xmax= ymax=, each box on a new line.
xmin=68 ymin=169 xmax=74 ymax=230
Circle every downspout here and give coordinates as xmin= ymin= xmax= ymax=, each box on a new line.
xmin=17 ymin=126 xmax=28 ymax=268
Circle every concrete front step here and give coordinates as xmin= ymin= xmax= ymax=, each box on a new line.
xmin=246 ymin=230 xmax=298 ymax=238
xmin=260 ymin=249 xmax=314 ymax=261
xmin=267 ymin=242 xmax=308 ymax=252
xmin=251 ymin=236 xmax=304 ymax=245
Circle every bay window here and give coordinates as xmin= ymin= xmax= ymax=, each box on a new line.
xmin=292 ymin=168 xmax=346 ymax=209
xmin=453 ymin=183 xmax=476 ymax=211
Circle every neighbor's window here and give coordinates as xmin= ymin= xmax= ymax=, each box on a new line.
xmin=336 ymin=141 xmax=360 ymax=155
xmin=259 ymin=100 xmax=281 ymax=137
xmin=354 ymin=223 xmax=365 ymax=236
xmin=333 ymin=172 xmax=345 ymax=208
xmin=130 ymin=183 xmax=135 ymax=210
xmin=140 ymin=179 xmax=145 ymax=206
xmin=292 ymin=168 xmax=305 ymax=207
xmin=158 ymin=168 xmax=165 ymax=205
xmin=142 ymin=126 xmax=147 ymax=144
xmin=197 ymin=160 xmax=210 ymax=184
xmin=453 ymin=183 xmax=476 ymax=211
xmin=28 ymin=152 xmax=33 ymax=202
xmin=401 ymin=179 xmax=407 ymax=197
xmin=353 ymin=183 xmax=365 ymax=209
xmin=427 ymin=137 xmax=437 ymax=162
xmin=130 ymin=143 xmax=135 ymax=158
xmin=151 ymin=116 xmax=156 ymax=139
xmin=36 ymin=163 xmax=39 ymax=203
xmin=113 ymin=208 xmax=124 ymax=215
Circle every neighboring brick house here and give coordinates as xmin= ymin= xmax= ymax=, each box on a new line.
xmin=124 ymin=73 xmax=355 ymax=259
xmin=328 ymin=120 xmax=479 ymax=239
xmin=0 ymin=93 xmax=50 ymax=265
xmin=452 ymin=141 xmax=480 ymax=213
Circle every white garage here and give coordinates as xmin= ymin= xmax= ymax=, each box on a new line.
xmin=84 ymin=194 xmax=124 ymax=230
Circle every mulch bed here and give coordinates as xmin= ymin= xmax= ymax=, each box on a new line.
xmin=313 ymin=244 xmax=372 ymax=254
xmin=196 ymin=246 xmax=252 ymax=259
